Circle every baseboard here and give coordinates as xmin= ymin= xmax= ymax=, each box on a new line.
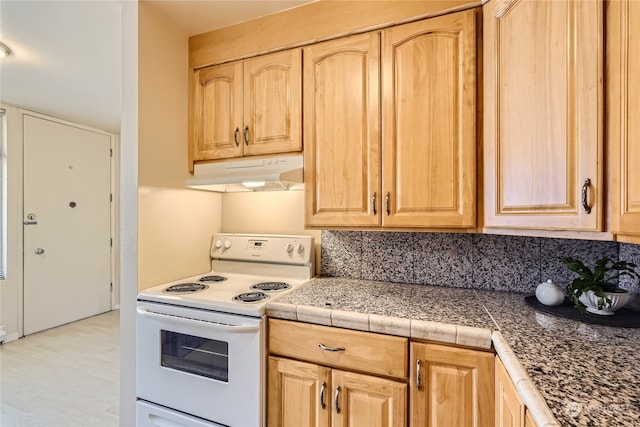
xmin=1 ymin=332 xmax=20 ymax=344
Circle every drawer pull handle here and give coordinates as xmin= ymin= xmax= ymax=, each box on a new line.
xmin=320 ymin=381 xmax=326 ymax=409
xmin=318 ymin=343 xmax=345 ymax=352
xmin=416 ymin=359 xmax=422 ymax=390
xmin=581 ymin=178 xmax=592 ymax=214
xmin=334 ymin=386 xmax=341 ymax=414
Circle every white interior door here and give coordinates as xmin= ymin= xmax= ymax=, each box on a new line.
xmin=23 ymin=114 xmax=112 ymax=335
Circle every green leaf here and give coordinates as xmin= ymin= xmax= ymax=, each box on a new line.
xmin=559 ymin=255 xmax=639 ymax=312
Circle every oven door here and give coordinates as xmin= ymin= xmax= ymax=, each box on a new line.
xmin=136 ymin=301 xmax=264 ymax=427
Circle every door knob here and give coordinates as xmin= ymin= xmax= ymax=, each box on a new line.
xmin=35 ymin=248 xmax=45 ymax=255
xmin=24 ymin=213 xmax=37 ymax=225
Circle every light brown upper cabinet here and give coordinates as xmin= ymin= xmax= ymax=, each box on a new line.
xmin=483 ymin=0 xmax=604 ymax=232
xmin=304 ymin=32 xmax=381 ymax=227
xmin=305 ymin=9 xmax=479 ymax=228
xmin=189 ymin=49 xmax=302 ymax=167
xmin=608 ymin=0 xmax=640 ymax=244
xmin=381 ymin=10 xmax=478 ymax=228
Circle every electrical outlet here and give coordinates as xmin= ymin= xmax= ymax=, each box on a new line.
xmin=0 ymin=325 xmax=6 ymax=339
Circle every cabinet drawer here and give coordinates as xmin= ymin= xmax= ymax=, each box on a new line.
xmin=268 ymin=319 xmax=408 ymax=380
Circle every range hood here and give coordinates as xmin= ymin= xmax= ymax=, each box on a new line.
xmin=186 ymin=155 xmax=304 ymax=192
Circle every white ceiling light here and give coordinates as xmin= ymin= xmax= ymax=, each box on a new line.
xmin=0 ymin=42 xmax=11 ymax=58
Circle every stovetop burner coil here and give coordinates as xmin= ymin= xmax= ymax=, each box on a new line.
xmin=163 ymin=283 xmax=209 ymax=293
xmin=250 ymin=282 xmax=291 ymax=292
xmin=199 ymin=275 xmax=227 ymax=282
xmin=233 ymin=292 xmax=269 ymax=303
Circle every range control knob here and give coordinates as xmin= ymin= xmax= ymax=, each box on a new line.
xmin=215 ymin=239 xmax=223 ymax=249
xmin=295 ymin=244 xmax=305 ymax=254
xmin=285 ymin=242 xmax=294 ymax=253
xmin=223 ymin=240 xmax=232 ymax=249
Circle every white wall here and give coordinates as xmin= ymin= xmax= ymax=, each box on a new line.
xmin=0 ymin=104 xmax=24 ymax=342
xmin=119 ymin=2 xmax=137 ymax=425
xmin=138 ymin=187 xmax=221 ymax=288
xmin=137 ymin=2 xmax=221 ymax=291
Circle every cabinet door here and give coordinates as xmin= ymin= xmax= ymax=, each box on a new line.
xmin=483 ymin=0 xmax=603 ymax=231
xmin=381 ymin=10 xmax=478 ymax=228
xmin=525 ymin=410 xmax=536 ymax=427
xmin=410 ymin=342 xmax=494 ymax=427
xmin=304 ymin=33 xmax=381 ymax=227
xmin=244 ymin=49 xmax=302 ymax=156
xmin=191 ymin=62 xmax=243 ymax=161
xmin=332 ymin=369 xmax=407 ymax=427
xmin=268 ymin=356 xmax=331 ymax=427
xmin=495 ymin=357 xmax=526 ymax=427
xmin=608 ymin=0 xmax=640 ymax=242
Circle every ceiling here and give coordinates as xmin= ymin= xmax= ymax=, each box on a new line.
xmin=148 ymin=1 xmax=315 ymax=37
xmin=0 ymin=0 xmax=314 ymax=134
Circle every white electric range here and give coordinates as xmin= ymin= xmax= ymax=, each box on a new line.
xmin=136 ymin=233 xmax=314 ymax=427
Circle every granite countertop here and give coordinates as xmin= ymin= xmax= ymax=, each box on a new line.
xmin=266 ymin=277 xmax=640 ymax=427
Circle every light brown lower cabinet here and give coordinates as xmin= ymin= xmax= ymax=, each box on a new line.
xmin=268 ymin=356 xmax=407 ymax=427
xmin=526 ymin=411 xmax=536 ymax=427
xmin=267 ymin=357 xmax=328 ymax=427
xmin=267 ymin=319 xmax=408 ymax=427
xmin=410 ymin=342 xmax=495 ymax=427
xmin=268 ymin=319 xmax=501 ymax=427
xmin=495 ymin=356 xmax=537 ymax=427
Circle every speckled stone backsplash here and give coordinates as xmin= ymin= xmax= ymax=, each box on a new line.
xmin=320 ymin=231 xmax=640 ymax=296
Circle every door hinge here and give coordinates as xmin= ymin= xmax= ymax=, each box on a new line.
xmin=110 ymin=238 xmax=113 ymax=247
xmin=110 ymin=148 xmax=113 ymax=157
xmin=110 ymin=193 xmax=113 ymax=202
xmin=110 ymin=283 xmax=113 ymax=292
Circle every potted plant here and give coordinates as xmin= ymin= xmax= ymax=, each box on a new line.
xmin=559 ymin=256 xmax=640 ymax=315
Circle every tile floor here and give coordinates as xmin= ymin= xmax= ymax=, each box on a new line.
xmin=0 ymin=310 xmax=120 ymax=426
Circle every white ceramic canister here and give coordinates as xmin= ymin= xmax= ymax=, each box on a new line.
xmin=535 ymin=279 xmax=565 ymax=306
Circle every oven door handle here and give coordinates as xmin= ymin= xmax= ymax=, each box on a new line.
xmin=137 ymin=307 xmax=261 ymax=333
xmin=147 ymin=414 xmax=191 ymax=427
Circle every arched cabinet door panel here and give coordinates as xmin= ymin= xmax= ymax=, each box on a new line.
xmin=304 ymin=32 xmax=381 ymax=227
xmin=483 ymin=0 xmax=603 ymax=231
xmin=609 ymin=0 xmax=640 ymax=243
xmin=382 ymin=9 xmax=478 ymax=228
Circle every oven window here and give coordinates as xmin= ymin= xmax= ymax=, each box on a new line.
xmin=160 ymin=330 xmax=229 ymax=382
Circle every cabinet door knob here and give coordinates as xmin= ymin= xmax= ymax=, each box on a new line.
xmin=581 ymin=178 xmax=592 ymax=214
xmin=372 ymin=192 xmax=377 ymax=216
xmin=385 ymin=192 xmax=391 ymax=216
xmin=233 ymin=127 xmax=240 ymax=147
xmin=243 ymin=125 xmax=250 ymax=146
xmin=320 ymin=381 xmax=326 ymax=409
